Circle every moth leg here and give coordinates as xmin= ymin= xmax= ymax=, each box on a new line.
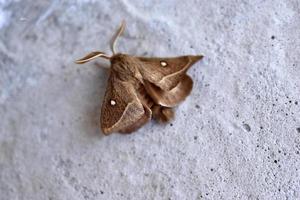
xmin=152 ymin=105 xmax=174 ymax=123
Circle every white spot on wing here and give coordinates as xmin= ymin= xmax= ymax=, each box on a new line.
xmin=160 ymin=61 xmax=167 ymax=67
xmin=110 ymin=100 xmax=116 ymax=106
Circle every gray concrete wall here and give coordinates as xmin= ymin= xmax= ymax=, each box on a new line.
xmin=0 ymin=0 xmax=300 ymax=199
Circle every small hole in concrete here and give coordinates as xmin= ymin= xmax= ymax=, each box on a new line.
xmin=243 ymin=123 xmax=251 ymax=132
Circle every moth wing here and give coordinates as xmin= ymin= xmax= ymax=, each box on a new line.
xmin=100 ymin=72 xmax=151 ymax=134
xmin=119 ymin=85 xmax=154 ymax=133
xmin=144 ymin=75 xmax=193 ymax=107
xmin=137 ymin=55 xmax=203 ymax=91
xmin=118 ymin=105 xmax=151 ymax=134
xmin=137 ymin=55 xmax=203 ymax=107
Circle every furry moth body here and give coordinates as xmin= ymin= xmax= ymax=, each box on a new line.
xmin=76 ymin=21 xmax=203 ymax=135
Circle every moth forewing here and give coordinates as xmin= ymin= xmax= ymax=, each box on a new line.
xmin=136 ymin=55 xmax=203 ymax=91
xmin=100 ymin=71 xmax=147 ymax=134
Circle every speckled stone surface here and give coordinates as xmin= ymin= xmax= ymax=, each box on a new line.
xmin=1 ymin=0 xmax=300 ymax=199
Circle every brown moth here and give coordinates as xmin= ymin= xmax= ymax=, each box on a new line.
xmin=76 ymin=21 xmax=203 ymax=135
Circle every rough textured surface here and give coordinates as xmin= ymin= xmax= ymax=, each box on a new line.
xmin=1 ymin=0 xmax=300 ymax=199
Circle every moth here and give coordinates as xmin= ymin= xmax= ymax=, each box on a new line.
xmin=76 ymin=21 xmax=203 ymax=135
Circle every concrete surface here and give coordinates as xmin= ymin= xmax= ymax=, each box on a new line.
xmin=1 ymin=0 xmax=300 ymax=199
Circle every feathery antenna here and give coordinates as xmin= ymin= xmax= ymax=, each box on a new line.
xmin=75 ymin=21 xmax=126 ymax=64
xmin=110 ymin=20 xmax=126 ymax=55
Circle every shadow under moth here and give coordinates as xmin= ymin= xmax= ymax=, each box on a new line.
xmin=76 ymin=21 xmax=203 ymax=135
